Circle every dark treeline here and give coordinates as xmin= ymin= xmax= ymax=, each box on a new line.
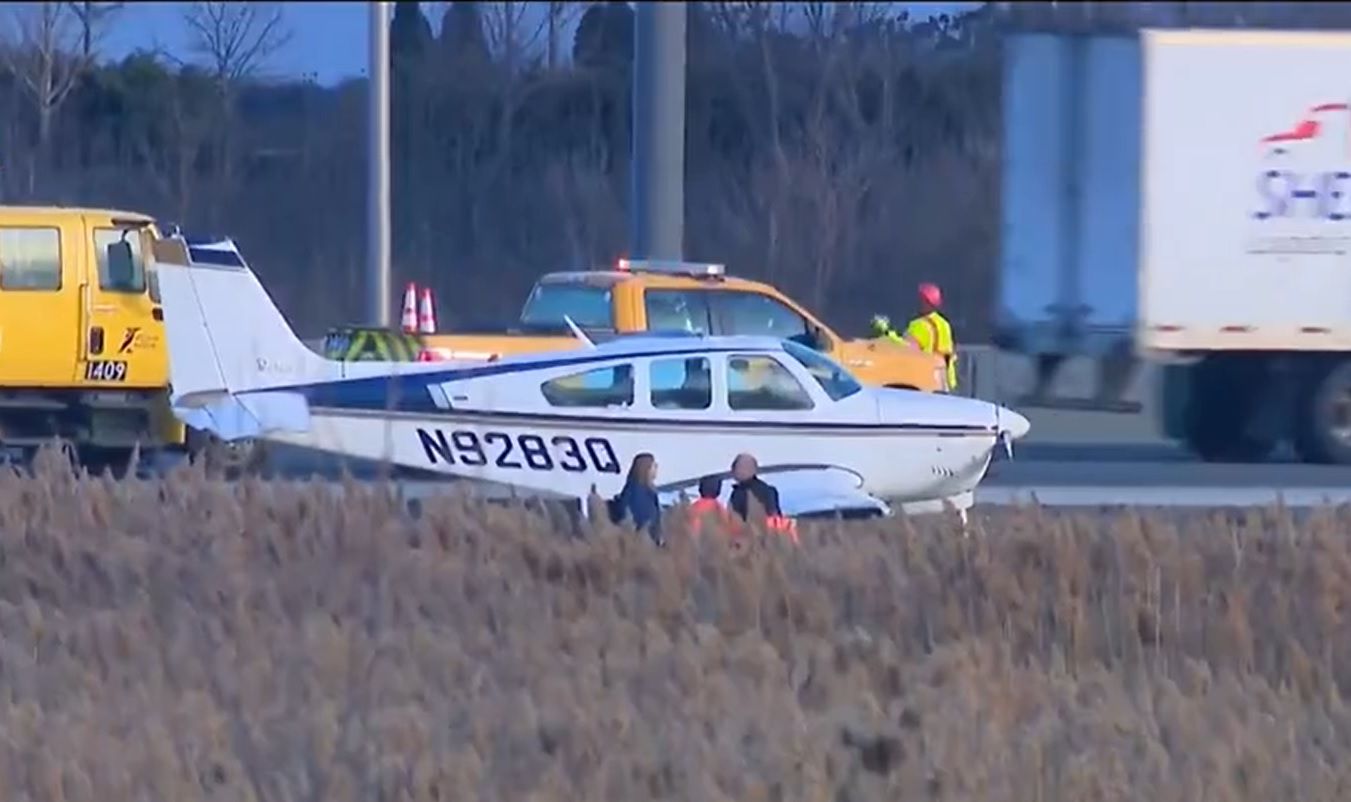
xmin=1 ymin=1 xmax=1346 ymax=338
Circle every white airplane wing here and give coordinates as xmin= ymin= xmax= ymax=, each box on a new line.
xmin=658 ymin=465 xmax=891 ymax=520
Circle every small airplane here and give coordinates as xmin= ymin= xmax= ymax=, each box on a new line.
xmin=154 ymin=236 xmax=1032 ymax=521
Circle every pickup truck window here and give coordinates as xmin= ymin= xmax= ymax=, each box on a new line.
xmin=709 ymin=290 xmax=810 ymax=340
xmin=541 ymin=364 xmax=634 ymax=408
xmin=0 ymin=227 xmax=62 ymax=291
xmin=727 ymin=355 xmax=814 ymax=411
xmin=650 ymin=356 xmax=711 ymax=410
xmin=521 ymin=282 xmax=613 ymax=330
xmin=783 ymin=340 xmax=861 ymax=401
xmin=643 ymin=289 xmax=712 ymax=333
xmin=93 ymin=227 xmax=147 ymax=293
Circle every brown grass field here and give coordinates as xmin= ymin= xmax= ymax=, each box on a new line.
xmin=3 ymin=448 xmax=1351 ymax=801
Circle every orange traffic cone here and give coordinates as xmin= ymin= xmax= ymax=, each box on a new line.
xmin=401 ymin=282 xmax=418 ymax=333
xmin=418 ymin=286 xmax=436 ymax=333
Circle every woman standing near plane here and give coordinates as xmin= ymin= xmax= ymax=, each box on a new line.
xmin=609 ymin=453 xmax=664 ymax=545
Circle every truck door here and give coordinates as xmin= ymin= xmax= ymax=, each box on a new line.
xmin=80 ymin=223 xmax=162 ymax=390
xmin=0 ymin=222 xmax=81 ymax=386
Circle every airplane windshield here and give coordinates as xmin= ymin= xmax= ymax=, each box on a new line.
xmin=782 ymin=340 xmax=861 ymax=402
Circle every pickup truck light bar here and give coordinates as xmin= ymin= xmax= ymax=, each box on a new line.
xmin=615 ymin=258 xmax=726 ymax=277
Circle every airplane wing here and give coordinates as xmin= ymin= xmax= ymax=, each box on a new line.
xmin=657 ymin=465 xmax=891 ymax=520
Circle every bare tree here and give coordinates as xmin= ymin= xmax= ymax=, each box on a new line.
xmin=545 ymin=1 xmax=583 ymax=69
xmin=68 ymin=1 xmax=124 ymax=60
xmin=437 ymin=1 xmax=576 ymax=73
xmin=180 ymin=1 xmax=292 ymax=225
xmin=1 ymin=1 xmax=100 ymax=194
xmin=182 ymin=1 xmax=292 ymax=90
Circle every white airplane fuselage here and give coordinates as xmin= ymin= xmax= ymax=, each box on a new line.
xmin=265 ymin=400 xmax=1003 ymax=504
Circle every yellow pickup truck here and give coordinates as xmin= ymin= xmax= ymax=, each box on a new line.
xmin=327 ymin=259 xmax=947 ymax=392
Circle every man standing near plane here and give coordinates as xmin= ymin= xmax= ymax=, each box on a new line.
xmin=728 ymin=453 xmax=797 ymax=545
xmin=870 ymin=282 xmax=958 ymax=392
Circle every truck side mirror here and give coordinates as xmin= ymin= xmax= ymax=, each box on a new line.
xmin=107 ymin=240 xmax=136 ymax=287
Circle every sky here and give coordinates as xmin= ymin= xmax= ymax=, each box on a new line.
xmin=97 ymin=2 xmax=978 ymax=87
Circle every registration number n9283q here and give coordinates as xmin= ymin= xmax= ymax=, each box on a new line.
xmin=416 ymin=427 xmax=621 ymax=474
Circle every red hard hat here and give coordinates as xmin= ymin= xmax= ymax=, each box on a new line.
xmin=918 ymin=282 xmax=942 ymax=308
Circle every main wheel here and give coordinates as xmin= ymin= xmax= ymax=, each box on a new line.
xmin=1293 ymin=359 xmax=1351 ymax=465
xmin=1179 ymin=355 xmax=1277 ymax=463
xmin=185 ymin=427 xmax=269 ymax=477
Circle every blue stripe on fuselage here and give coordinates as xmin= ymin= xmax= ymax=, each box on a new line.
xmin=276 ymin=345 xmax=747 ymax=413
xmin=306 ymin=404 xmax=994 ymax=433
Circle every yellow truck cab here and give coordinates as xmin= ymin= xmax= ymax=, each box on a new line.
xmin=408 ymin=259 xmax=947 ymax=392
xmin=0 ymin=205 xmax=254 ymax=471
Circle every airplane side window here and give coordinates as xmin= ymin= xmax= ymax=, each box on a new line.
xmin=726 ymin=354 xmax=814 ymax=411
xmin=711 ymin=291 xmax=809 ymax=339
xmin=643 ymin=289 xmax=712 ymax=333
xmin=541 ymin=364 xmax=634 ymax=408
xmin=650 ymin=356 xmax=712 ymax=410
xmin=0 ymin=227 xmax=62 ymax=291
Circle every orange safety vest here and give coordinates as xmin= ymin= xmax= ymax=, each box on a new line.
xmin=765 ymin=514 xmax=800 ymax=544
xmin=688 ymin=498 xmax=733 ymax=538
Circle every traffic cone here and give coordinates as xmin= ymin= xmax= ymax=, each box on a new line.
xmin=418 ymin=286 xmax=436 ymax=333
xmin=400 ymin=282 xmax=418 ymax=333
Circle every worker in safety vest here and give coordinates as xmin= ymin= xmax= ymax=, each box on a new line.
xmin=729 ymin=454 xmax=799 ymax=544
xmin=870 ymin=282 xmax=958 ymax=392
xmin=687 ymin=475 xmax=741 ymax=544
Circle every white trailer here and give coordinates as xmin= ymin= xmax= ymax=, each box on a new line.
xmin=997 ymin=28 xmax=1351 ymax=464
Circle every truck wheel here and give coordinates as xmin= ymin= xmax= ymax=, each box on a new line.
xmin=1293 ymin=359 xmax=1351 ymax=465
xmin=1180 ymin=356 xmax=1276 ymax=463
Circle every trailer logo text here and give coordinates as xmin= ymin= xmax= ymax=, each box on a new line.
xmin=1250 ymin=100 xmax=1351 ymax=256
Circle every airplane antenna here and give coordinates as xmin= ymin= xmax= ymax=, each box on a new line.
xmin=563 ymin=315 xmax=596 ymax=349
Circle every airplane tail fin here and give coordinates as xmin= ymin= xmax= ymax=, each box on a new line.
xmin=155 ymin=236 xmax=336 ymax=410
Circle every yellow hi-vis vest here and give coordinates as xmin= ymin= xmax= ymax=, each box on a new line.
xmin=905 ymin=311 xmax=957 ymax=391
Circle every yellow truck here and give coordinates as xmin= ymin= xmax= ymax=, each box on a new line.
xmin=0 ymin=205 xmax=257 ymax=473
xmin=327 ymin=259 xmax=948 ymax=392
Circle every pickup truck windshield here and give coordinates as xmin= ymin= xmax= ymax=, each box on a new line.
xmin=520 ymin=282 xmax=614 ymax=330
xmin=783 ymin=340 xmax=862 ymax=401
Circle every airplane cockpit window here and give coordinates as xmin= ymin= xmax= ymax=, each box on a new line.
xmin=726 ymin=354 xmax=814 ymax=411
xmin=650 ymin=356 xmax=712 ymax=410
xmin=782 ymin=340 xmax=861 ymax=401
xmin=541 ymin=363 xmax=634 ymax=408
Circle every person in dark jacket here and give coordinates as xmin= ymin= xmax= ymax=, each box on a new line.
xmin=728 ymin=453 xmax=782 ymax=522
xmin=609 ymin=452 xmax=663 ymax=544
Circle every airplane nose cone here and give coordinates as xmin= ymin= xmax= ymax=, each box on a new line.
xmin=1000 ymin=407 xmax=1031 ymax=440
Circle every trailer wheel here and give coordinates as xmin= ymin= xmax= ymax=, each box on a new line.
xmin=1180 ymin=356 xmax=1277 ymax=463
xmin=1294 ymin=359 xmax=1351 ymax=465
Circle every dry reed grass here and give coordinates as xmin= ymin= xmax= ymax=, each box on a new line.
xmin=3 ymin=447 xmax=1351 ymax=801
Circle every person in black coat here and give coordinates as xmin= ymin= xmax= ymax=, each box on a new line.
xmin=609 ymin=452 xmax=663 ymax=545
xmin=728 ymin=453 xmax=782 ymax=522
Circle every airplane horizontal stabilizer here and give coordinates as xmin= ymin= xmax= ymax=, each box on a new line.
xmin=173 ymin=390 xmax=311 ymax=442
